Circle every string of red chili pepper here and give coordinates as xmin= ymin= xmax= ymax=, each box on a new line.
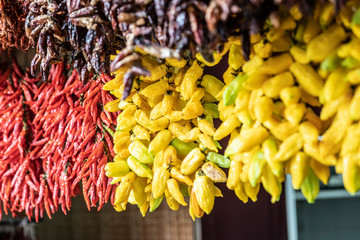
xmin=0 ymin=60 xmax=29 ymax=220
xmin=0 ymin=60 xmax=117 ymax=221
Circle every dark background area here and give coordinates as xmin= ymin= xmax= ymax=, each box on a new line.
xmin=201 ymin=184 xmax=287 ymax=240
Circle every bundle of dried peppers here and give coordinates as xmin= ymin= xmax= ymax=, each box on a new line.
xmin=0 ymin=0 xmax=31 ymax=51
xmin=24 ymin=0 xmax=346 ymax=99
xmin=0 ymin=60 xmax=117 ymax=221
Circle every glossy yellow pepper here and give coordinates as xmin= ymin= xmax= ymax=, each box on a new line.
xmin=167 ymin=178 xmax=187 ymax=206
xmin=149 ymin=130 xmax=173 ymax=155
xmin=193 ymin=174 xmax=215 ymax=215
xmin=180 ymin=148 xmax=205 ymax=175
xmin=170 ymin=167 xmax=193 ymax=186
xmin=152 ymin=165 xmax=170 ymax=199
xmin=127 ymin=156 xmax=153 ymax=179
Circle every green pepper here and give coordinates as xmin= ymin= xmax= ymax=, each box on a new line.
xmin=171 ymin=138 xmax=197 ymax=158
xmin=204 ymin=114 xmax=214 ymax=126
xmin=300 ymin=168 xmax=320 ymax=204
xmin=213 ymin=140 xmax=222 ymax=150
xmin=352 ymin=8 xmax=360 ymax=24
xmin=179 ymin=183 xmax=189 ymax=197
xmin=248 ymin=151 xmax=266 ymax=187
xmin=294 ymin=21 xmax=305 ymax=42
xmin=149 ymin=195 xmax=164 ymax=212
xmin=203 ymin=102 xmax=220 ymax=119
xmin=223 ymin=74 xmax=248 ymax=106
xmin=320 ymin=51 xmax=341 ymax=72
xmin=206 ymin=152 xmax=230 ymax=168
xmin=342 ymin=56 xmax=360 ymax=69
xmin=102 ymin=123 xmax=114 ymax=137
xmin=127 ymin=156 xmax=153 ymax=179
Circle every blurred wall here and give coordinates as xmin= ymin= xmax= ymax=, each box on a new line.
xmin=36 ymin=197 xmax=194 ymax=240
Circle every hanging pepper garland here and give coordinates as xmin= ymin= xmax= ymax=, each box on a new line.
xmin=1 ymin=0 xmax=359 ymax=222
xmin=0 ymin=60 xmax=117 ymax=221
xmin=0 ymin=0 xmax=31 ymax=51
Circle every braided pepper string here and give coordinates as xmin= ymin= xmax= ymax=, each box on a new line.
xmin=0 ymin=61 xmax=117 ymax=221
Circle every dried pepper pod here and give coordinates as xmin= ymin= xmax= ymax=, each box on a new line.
xmin=0 ymin=0 xmax=31 ymax=51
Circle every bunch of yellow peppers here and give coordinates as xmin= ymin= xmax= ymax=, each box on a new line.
xmin=104 ymin=0 xmax=360 ymax=218
xmin=220 ymin=0 xmax=360 ymax=204
xmin=103 ymin=52 xmax=230 ymax=219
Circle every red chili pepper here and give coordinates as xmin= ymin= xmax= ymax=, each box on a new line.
xmin=2 ymin=168 xmax=15 ymax=179
xmin=29 ymin=185 xmax=35 ymax=205
xmin=11 ymin=194 xmax=20 ymax=212
xmin=21 ymin=84 xmax=34 ymax=105
xmin=0 ymin=91 xmax=21 ymax=107
xmin=29 ymin=168 xmax=40 ymax=187
xmin=104 ymin=132 xmax=115 ymax=157
xmin=58 ymin=80 xmax=82 ymax=96
xmin=62 ymin=173 xmax=71 ymax=211
xmin=0 ymin=101 xmax=19 ymax=116
xmin=35 ymin=205 xmax=39 ymax=223
xmin=36 ymin=176 xmax=46 ymax=205
xmin=0 ymin=63 xmax=118 ymax=218
xmin=39 ymin=202 xmax=44 ymax=219
xmin=44 ymin=187 xmax=52 ymax=219
xmin=110 ymin=185 xmax=116 ymax=205
xmin=46 ymin=173 xmax=54 ymax=192
xmin=66 ymin=93 xmax=74 ymax=109
xmin=11 ymin=158 xmax=30 ymax=197
xmin=81 ymin=144 xmax=104 ymax=173
xmin=30 ymin=138 xmax=49 ymax=147
xmin=3 ymin=110 xmax=21 ymax=132
xmin=100 ymin=111 xmax=112 ymax=127
xmin=89 ymin=183 xmax=97 ymax=207
xmin=104 ymin=178 xmax=112 ymax=204
xmin=91 ymin=93 xmax=101 ymax=118
xmin=52 ymin=178 xmax=59 ymax=210
xmin=73 ymin=81 xmax=91 ymax=97
xmin=20 ymin=184 xmax=28 ymax=212
xmin=25 ymin=201 xmax=31 ymax=221
xmin=45 ymin=99 xmax=64 ymax=112
xmin=63 ymin=70 xmax=77 ymax=88
xmin=26 ymin=175 xmax=38 ymax=192
xmin=82 ymin=178 xmax=91 ymax=211
xmin=29 ymin=146 xmax=42 ymax=160
xmin=85 ymin=86 xmax=101 ymax=104
xmin=78 ymin=128 xmax=97 ymax=150
xmin=96 ymin=165 xmax=106 ymax=211
xmin=60 ymin=196 xmax=67 ymax=215
xmin=33 ymin=88 xmax=49 ymax=111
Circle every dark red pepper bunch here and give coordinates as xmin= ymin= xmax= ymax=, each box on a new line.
xmin=0 ymin=0 xmax=31 ymax=51
xmin=0 ymin=60 xmax=117 ymax=221
xmin=25 ymin=0 xmax=116 ymax=81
